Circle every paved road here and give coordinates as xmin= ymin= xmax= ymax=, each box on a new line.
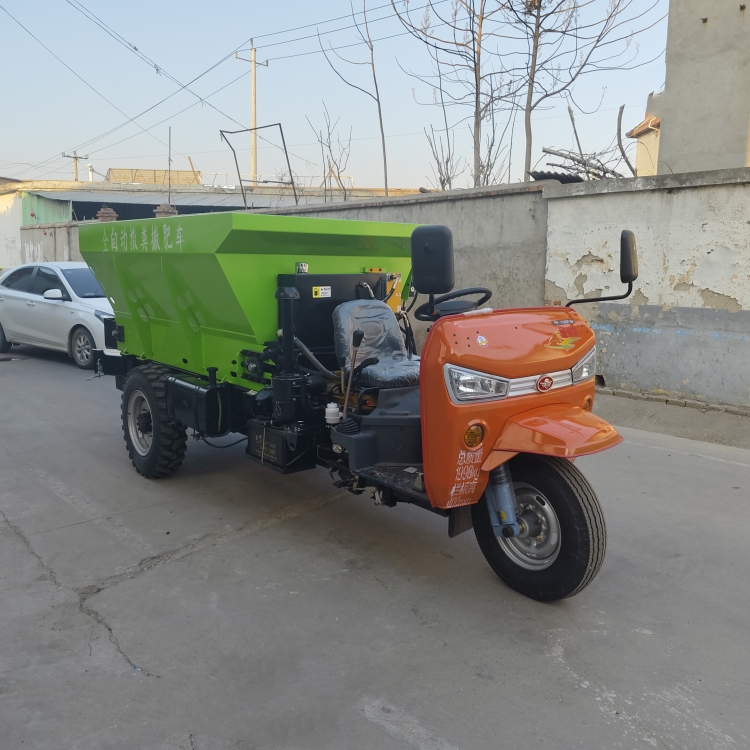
xmin=1 ymin=345 xmax=749 ymax=750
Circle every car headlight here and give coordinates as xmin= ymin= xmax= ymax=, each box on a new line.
xmin=444 ymin=364 xmax=509 ymax=403
xmin=94 ymin=310 xmax=112 ymax=321
xmin=571 ymin=347 xmax=596 ymax=383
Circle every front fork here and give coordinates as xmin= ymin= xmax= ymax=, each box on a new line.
xmin=485 ymin=463 xmax=520 ymax=538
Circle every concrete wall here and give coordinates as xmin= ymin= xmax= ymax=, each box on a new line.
xmin=257 ymin=183 xmax=550 ymax=311
xmin=18 ymin=223 xmax=82 ymax=265
xmin=0 ymin=192 xmax=22 ymax=270
xmin=545 ymin=168 xmax=750 ymax=407
xmin=635 ymin=127 xmax=660 ymax=177
xmin=649 ymin=0 xmax=750 ymax=174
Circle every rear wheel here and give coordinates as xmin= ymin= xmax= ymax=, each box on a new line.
xmin=0 ymin=323 xmax=11 ymax=353
xmin=122 ymin=365 xmax=187 ymax=478
xmin=472 ymin=454 xmax=606 ymax=602
xmin=70 ymin=326 xmax=95 ymax=369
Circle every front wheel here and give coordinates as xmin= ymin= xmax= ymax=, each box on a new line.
xmin=70 ymin=326 xmax=95 ymax=369
xmin=0 ymin=322 xmax=11 ymax=353
xmin=472 ymin=455 xmax=606 ymax=602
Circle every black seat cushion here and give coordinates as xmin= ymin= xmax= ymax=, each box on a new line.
xmin=332 ymin=300 xmax=420 ymax=388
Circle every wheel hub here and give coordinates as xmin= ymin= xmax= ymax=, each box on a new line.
xmin=136 ymin=412 xmax=152 ymax=434
xmin=127 ymin=390 xmax=154 ymax=457
xmin=497 ymin=483 xmax=561 ymax=571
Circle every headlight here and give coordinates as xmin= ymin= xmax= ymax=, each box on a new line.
xmin=571 ymin=347 xmax=596 ymax=383
xmin=444 ymin=364 xmax=508 ymax=403
xmin=94 ymin=310 xmax=112 ymax=321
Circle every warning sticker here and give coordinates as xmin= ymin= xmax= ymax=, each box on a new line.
xmin=312 ymin=286 xmax=331 ymax=298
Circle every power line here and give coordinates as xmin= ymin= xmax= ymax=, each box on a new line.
xmin=267 ymin=31 xmax=411 ymax=63
xmin=0 ymin=3 xmax=187 ymax=167
xmin=12 ymin=0 xmax=381 ymax=178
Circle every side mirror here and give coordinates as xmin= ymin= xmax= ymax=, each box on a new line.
xmin=43 ymin=289 xmax=64 ymax=301
xmin=620 ymin=230 xmax=638 ymax=284
xmin=410 ymin=225 xmax=454 ymax=295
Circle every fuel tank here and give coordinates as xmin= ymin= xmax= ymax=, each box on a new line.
xmin=420 ymin=307 xmax=612 ymax=510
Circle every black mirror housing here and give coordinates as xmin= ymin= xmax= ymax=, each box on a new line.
xmin=620 ymin=230 xmax=638 ymax=284
xmin=410 ymin=225 xmax=454 ymax=295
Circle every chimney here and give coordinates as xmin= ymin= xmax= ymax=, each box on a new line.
xmin=154 ymin=203 xmax=178 ymax=218
xmin=96 ymin=205 xmax=118 ymax=222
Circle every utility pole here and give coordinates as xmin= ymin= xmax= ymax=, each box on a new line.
xmin=235 ymin=41 xmax=268 ymax=185
xmin=62 ymin=151 xmax=89 ymax=182
xmin=168 ymin=126 xmax=172 ymax=207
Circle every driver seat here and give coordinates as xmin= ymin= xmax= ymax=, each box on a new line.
xmin=332 ymin=300 xmax=421 ymax=388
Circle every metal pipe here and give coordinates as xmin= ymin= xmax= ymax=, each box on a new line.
xmin=275 ymin=287 xmax=299 ymax=375
xmin=342 ymin=329 xmax=364 ymax=417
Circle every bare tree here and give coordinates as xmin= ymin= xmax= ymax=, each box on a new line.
xmin=320 ymin=1 xmax=389 ymax=196
xmin=424 ymin=62 xmax=467 ymax=190
xmin=392 ymin=0 xmax=520 ymax=188
xmin=306 ymin=105 xmax=353 ymax=202
xmin=501 ymin=0 xmax=664 ymax=178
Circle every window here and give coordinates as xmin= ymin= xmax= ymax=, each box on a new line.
xmin=31 ymin=267 xmax=68 ymax=297
xmin=60 ymin=268 xmax=105 ymax=298
xmin=1 ymin=267 xmax=34 ymax=292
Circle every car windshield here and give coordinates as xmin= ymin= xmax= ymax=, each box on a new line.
xmin=61 ymin=268 xmax=106 ymax=298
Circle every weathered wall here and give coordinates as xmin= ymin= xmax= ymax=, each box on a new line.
xmin=257 ymin=183 xmax=550 ymax=311
xmin=18 ymin=223 xmax=82 ymax=265
xmin=545 ymin=169 xmax=750 ymax=407
xmin=20 ymin=193 xmax=72 ymax=226
xmin=649 ymin=0 xmax=750 ymax=174
xmin=0 ymin=192 xmax=22 ymax=270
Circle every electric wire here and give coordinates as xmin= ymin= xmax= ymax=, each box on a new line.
xmin=7 ymin=0 xmax=663 ymax=179
xmin=0 ymin=3 xmax=189 ymax=167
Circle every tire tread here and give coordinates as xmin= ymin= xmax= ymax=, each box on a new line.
xmin=122 ymin=364 xmax=187 ymax=478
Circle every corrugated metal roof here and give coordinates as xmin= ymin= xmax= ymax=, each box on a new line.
xmin=27 ymin=190 xmax=256 ymax=208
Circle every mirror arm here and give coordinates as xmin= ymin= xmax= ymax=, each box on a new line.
xmin=566 ymin=281 xmax=633 ymax=308
xmin=428 ymin=293 xmax=435 ymax=317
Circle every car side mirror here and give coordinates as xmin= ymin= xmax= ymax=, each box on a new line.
xmin=620 ymin=230 xmax=638 ymax=284
xmin=43 ymin=289 xmax=64 ymax=301
xmin=410 ymin=225 xmax=454 ymax=295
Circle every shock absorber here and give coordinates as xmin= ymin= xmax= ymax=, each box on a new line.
xmin=485 ymin=463 xmax=520 ymax=538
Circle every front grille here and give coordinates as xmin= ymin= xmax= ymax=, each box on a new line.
xmin=506 ymin=369 xmax=573 ymax=398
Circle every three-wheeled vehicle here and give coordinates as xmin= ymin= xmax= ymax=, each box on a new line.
xmin=80 ymin=213 xmax=638 ymax=601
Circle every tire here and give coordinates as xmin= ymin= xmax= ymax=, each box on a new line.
xmin=70 ymin=326 xmax=95 ymax=369
xmin=0 ymin=322 xmax=11 ymax=353
xmin=121 ymin=365 xmax=188 ymax=478
xmin=472 ymin=454 xmax=606 ymax=602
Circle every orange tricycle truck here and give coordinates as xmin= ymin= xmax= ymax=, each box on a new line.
xmin=80 ymin=213 xmax=638 ymax=601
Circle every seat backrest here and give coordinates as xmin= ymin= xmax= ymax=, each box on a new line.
xmin=332 ymin=300 xmax=407 ymax=369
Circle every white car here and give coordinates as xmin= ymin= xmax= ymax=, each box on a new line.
xmin=0 ymin=261 xmax=113 ymax=369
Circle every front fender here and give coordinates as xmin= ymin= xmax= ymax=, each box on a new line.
xmin=489 ymin=404 xmax=622 ymax=458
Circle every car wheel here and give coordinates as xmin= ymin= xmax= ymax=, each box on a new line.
xmin=0 ymin=322 xmax=11 ymax=353
xmin=70 ymin=326 xmax=95 ymax=369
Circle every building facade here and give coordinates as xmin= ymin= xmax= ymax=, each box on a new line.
xmin=646 ymin=0 xmax=750 ymax=174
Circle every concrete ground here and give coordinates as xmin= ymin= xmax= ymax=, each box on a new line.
xmin=1 ymin=344 xmax=749 ymax=750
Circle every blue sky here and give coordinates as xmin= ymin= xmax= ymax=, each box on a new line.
xmin=0 ymin=0 xmax=669 ymax=188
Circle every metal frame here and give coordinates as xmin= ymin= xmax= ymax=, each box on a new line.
xmin=219 ymin=124 xmax=298 ymax=208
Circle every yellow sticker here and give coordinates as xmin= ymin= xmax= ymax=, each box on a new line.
xmin=312 ymin=286 xmax=331 ymax=298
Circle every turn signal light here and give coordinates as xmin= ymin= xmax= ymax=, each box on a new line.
xmin=464 ymin=424 xmax=484 ymax=448
xmin=583 ymin=397 xmax=593 ymax=412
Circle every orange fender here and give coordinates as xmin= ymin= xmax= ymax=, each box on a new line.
xmin=490 ymin=404 xmax=622 ymax=458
